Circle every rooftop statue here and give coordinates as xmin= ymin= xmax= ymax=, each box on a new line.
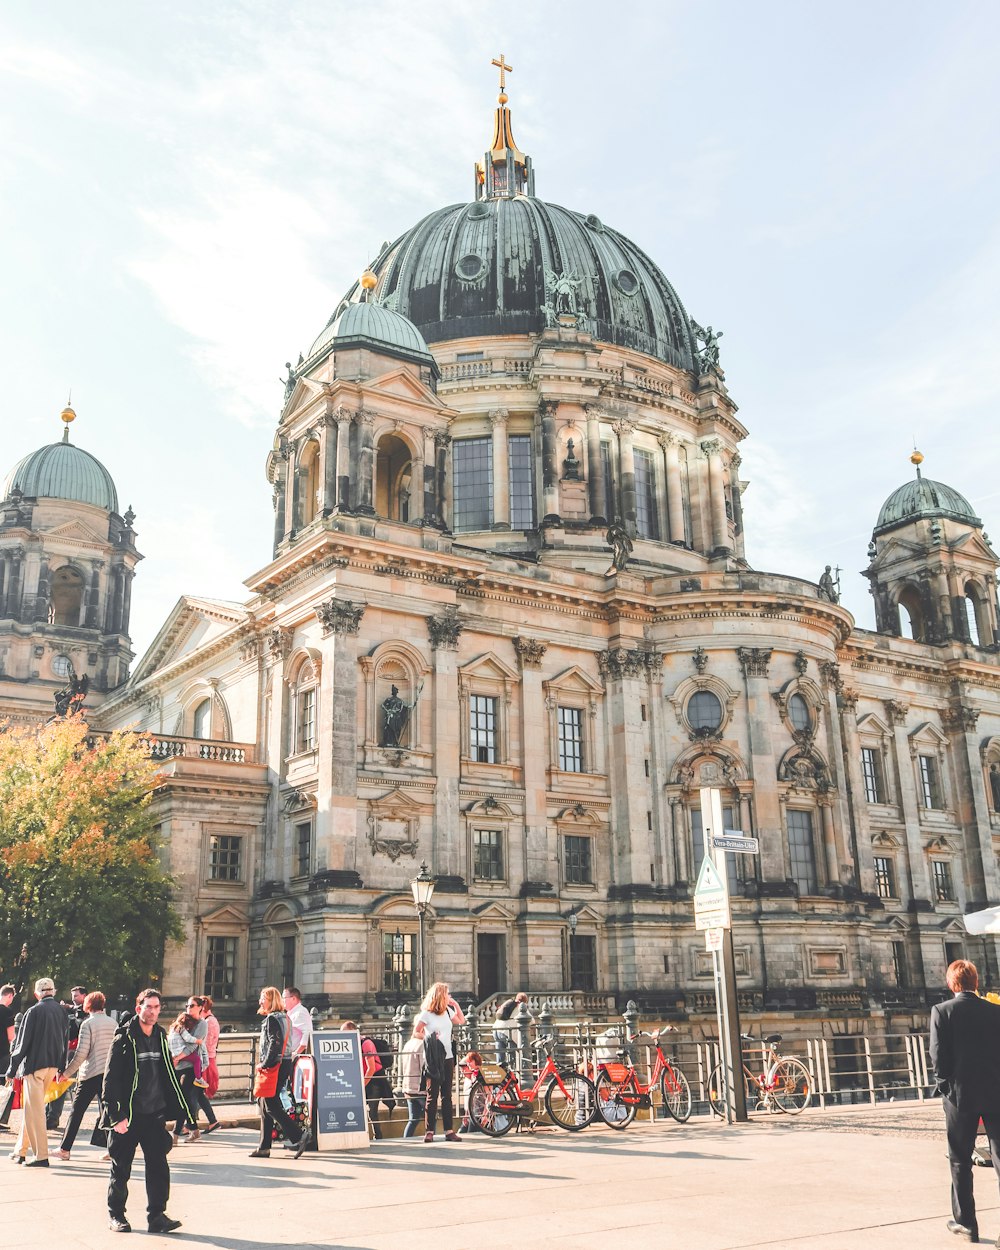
xmin=605 ymin=519 xmax=633 ymax=575
xmin=818 ymin=565 xmax=840 ymax=604
xmin=691 ymin=320 xmax=723 ymax=370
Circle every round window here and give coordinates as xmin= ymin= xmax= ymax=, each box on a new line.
xmin=614 ymin=269 xmax=640 ymax=296
xmin=455 ymin=253 xmax=487 ymax=282
xmin=584 ymin=213 xmax=604 ymax=232
xmin=52 ymin=654 xmax=73 ymax=679
xmin=789 ymin=693 xmax=811 ymax=732
xmin=688 ymin=690 xmax=723 ymax=733
xmin=468 ymin=201 xmax=491 ymax=219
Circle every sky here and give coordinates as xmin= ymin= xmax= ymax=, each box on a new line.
xmin=2 ymin=1 xmax=999 ymax=662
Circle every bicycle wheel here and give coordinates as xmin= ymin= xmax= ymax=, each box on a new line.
xmin=544 ymin=1071 xmax=597 ymax=1131
xmin=659 ymin=1064 xmax=692 ymax=1123
xmin=594 ymin=1069 xmax=638 ymax=1129
xmin=707 ymin=1062 xmax=752 ymax=1117
xmin=770 ymin=1058 xmax=811 ymax=1114
xmin=468 ymin=1082 xmax=514 ymax=1137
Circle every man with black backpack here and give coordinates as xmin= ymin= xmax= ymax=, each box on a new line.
xmin=361 ymin=1034 xmax=395 ymax=1139
xmin=493 ymin=992 xmax=528 ymax=1067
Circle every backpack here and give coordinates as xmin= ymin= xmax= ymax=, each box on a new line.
xmin=361 ymin=1036 xmax=383 ymax=1075
xmin=371 ymin=1035 xmax=393 ymax=1073
xmin=423 ymin=1032 xmax=448 ymax=1083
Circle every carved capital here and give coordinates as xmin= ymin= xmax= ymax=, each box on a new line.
xmin=700 ymin=437 xmax=723 ymax=458
xmin=434 ymin=431 xmax=452 ymax=451
xmin=266 ymin=627 xmax=293 ymax=663
xmin=729 ymin=451 xmax=742 ymax=471
xmin=944 ymin=705 xmax=980 ymax=733
xmin=598 ymin=647 xmax=648 ymax=680
xmin=539 ymin=400 xmax=558 ymax=419
xmin=488 ymin=407 xmax=510 ymax=428
xmin=513 ymin=636 xmax=546 ymax=669
xmin=317 ymin=597 xmax=365 ymax=636
xmin=819 ymin=661 xmax=842 ymax=692
xmin=358 ymin=409 xmax=376 ymax=428
xmin=239 ymin=633 xmax=264 ymax=663
xmin=612 ymin=418 xmax=634 ymax=438
xmin=584 ymin=403 xmax=607 ymax=422
xmin=737 ymin=647 xmax=772 ymax=679
xmin=883 ymin=699 xmax=908 ymax=727
xmin=334 ymin=405 xmax=353 ymax=426
xmin=838 ymin=687 xmax=859 ymax=713
xmin=428 ymin=606 xmax=462 ymax=651
xmin=658 ymin=431 xmax=681 ymax=451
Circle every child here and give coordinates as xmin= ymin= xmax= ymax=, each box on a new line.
xmin=458 ymin=1050 xmax=484 ymax=1134
xmin=168 ymin=1011 xmax=210 ymax=1088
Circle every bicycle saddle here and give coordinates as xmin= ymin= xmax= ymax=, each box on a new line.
xmin=764 ymin=1033 xmax=782 ymax=1045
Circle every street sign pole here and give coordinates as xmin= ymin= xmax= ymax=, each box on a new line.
xmin=700 ymin=786 xmax=747 ymax=1123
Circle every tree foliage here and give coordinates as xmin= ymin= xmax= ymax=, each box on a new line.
xmin=0 ymin=714 xmax=182 ymax=997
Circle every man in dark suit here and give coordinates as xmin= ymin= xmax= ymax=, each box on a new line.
xmin=930 ymin=959 xmax=1000 ymax=1241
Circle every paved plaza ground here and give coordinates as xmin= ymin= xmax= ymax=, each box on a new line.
xmin=3 ymin=1101 xmax=999 ymax=1249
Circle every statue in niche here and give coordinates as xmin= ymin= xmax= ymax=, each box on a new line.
xmin=605 ymin=519 xmax=633 ymax=575
xmin=381 ymin=683 xmax=422 ymax=748
xmin=546 ymin=269 xmax=583 ymax=315
xmin=817 ymin=565 xmax=840 ymax=604
xmin=562 ymin=439 xmax=581 ymax=480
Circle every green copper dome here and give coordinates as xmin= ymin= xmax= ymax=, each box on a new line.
xmin=874 ymin=475 xmax=980 ymax=535
xmin=306 ymin=298 xmax=435 ymax=369
xmin=3 ymin=439 xmax=119 ymax=512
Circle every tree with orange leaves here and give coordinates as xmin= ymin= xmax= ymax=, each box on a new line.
xmin=0 ymin=713 xmax=181 ymax=997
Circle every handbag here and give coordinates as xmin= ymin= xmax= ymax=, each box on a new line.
xmin=252 ymin=1015 xmax=290 ymax=1099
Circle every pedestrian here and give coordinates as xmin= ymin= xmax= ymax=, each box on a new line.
xmin=248 ymin=986 xmax=309 ymax=1159
xmin=341 ymin=1021 xmax=384 ymax=1138
xmin=283 ymin=987 xmax=312 ymax=1056
xmin=399 ymin=1027 xmax=426 ymax=1139
xmin=458 ymin=1051 xmax=483 ymax=1133
xmin=4 ymin=975 xmax=67 ymax=1166
xmin=413 ymin=981 xmax=466 ymax=1143
xmin=199 ymin=995 xmax=223 ymax=1131
xmin=57 ymin=991 xmax=117 ymax=1160
xmin=493 ymin=992 xmax=527 ymax=1066
xmin=929 ymin=959 xmax=1000 ymax=1241
xmin=46 ymin=985 xmax=85 ymax=1131
xmin=167 ymin=1010 xmax=206 ymax=1143
xmin=170 ymin=995 xmax=219 ymax=1139
xmin=0 ymin=984 xmax=16 ymax=1132
xmin=102 ymin=988 xmax=187 ymax=1234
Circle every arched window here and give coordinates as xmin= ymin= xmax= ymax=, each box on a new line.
xmin=49 ymin=566 xmax=84 ymax=626
xmin=897 ymin=587 xmax=924 ymax=641
xmin=964 ymin=583 xmax=986 ymax=647
xmin=989 ymin=763 xmax=1000 ymax=815
xmin=192 ymin=698 xmax=212 ymax=740
xmin=788 ymin=693 xmax=812 ymax=733
xmin=299 ymin=440 xmax=320 ymax=526
xmin=291 ymin=659 xmax=318 ymax=754
xmin=375 ymin=434 xmax=412 ymax=522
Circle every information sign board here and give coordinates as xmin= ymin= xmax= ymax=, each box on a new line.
xmin=705 ymin=927 xmax=724 ymax=952
xmin=693 ymin=855 xmax=731 ymax=931
xmin=313 ymin=1030 xmax=370 ymax=1152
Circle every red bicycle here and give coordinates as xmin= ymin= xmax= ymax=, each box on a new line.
xmin=594 ymin=1028 xmax=692 ymax=1129
xmin=468 ymin=1037 xmax=597 ymax=1135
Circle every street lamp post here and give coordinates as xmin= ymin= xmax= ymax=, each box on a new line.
xmin=411 ymin=861 xmax=435 ymax=1000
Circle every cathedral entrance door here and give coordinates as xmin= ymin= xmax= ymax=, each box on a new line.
xmin=477 ymin=933 xmax=505 ymax=1001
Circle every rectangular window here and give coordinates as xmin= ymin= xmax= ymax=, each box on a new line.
xmin=932 ymin=860 xmax=955 ymax=902
xmin=209 ymin=834 xmax=242 ymax=882
xmin=281 ymin=935 xmax=295 ymax=987
xmin=601 ymin=442 xmax=615 ymax=520
xmin=295 ymin=822 xmax=312 ymax=878
xmin=919 ymin=755 xmax=942 ymax=810
xmin=452 ymin=436 xmax=493 ymax=532
xmin=873 ymin=856 xmax=896 ymax=900
xmin=786 ymin=809 xmax=818 ymax=895
xmin=204 ymin=936 xmax=238 ymax=1001
xmin=634 ymin=448 xmax=660 ymax=540
xmin=691 ymin=807 xmax=740 ymax=894
xmin=456 ymin=351 xmax=484 ymax=361
xmin=861 ymin=747 xmax=884 ymax=804
xmin=891 ymin=941 xmax=908 ymax=987
xmin=557 ymin=706 xmax=584 ymax=772
xmin=508 ymin=434 xmax=536 ymax=531
xmin=469 ymin=694 xmax=498 ymax=764
xmin=382 ymin=931 xmax=414 ymax=993
xmin=569 ymin=934 xmax=597 ymax=991
xmin=473 ymin=828 xmax=504 ymax=880
xmin=564 ymin=835 xmax=593 ymax=885
xmin=296 ymin=687 xmax=316 ymax=753
xmin=945 ymin=941 xmax=964 ymax=967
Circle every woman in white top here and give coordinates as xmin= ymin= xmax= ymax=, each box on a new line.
xmin=413 ymin=981 xmax=466 ymax=1143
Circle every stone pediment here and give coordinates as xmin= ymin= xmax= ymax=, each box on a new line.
xmin=459 ymin=652 xmax=520 ymax=684
xmin=200 ymin=902 xmax=249 ymax=928
xmin=472 ymin=900 xmax=517 ymax=922
xmin=130 ymin=595 xmax=249 ymax=683
xmin=857 ymin=712 xmax=891 ymax=737
xmin=45 ymin=519 xmax=108 ymax=546
xmin=567 ymin=903 xmax=602 ymax=924
xmin=361 ymin=367 xmax=448 ymax=412
xmin=544 ymin=665 xmax=603 ymax=695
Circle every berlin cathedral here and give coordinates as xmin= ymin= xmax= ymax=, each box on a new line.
xmin=2 ymin=63 xmax=999 ymax=1043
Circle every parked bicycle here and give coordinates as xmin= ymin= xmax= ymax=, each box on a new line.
xmin=708 ymin=1033 xmax=811 ymax=1116
xmin=468 ymin=1036 xmax=597 ymax=1135
xmin=593 ymin=1027 xmax=692 ymax=1129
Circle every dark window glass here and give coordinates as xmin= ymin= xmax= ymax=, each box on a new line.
xmin=281 ymin=936 xmax=295 ymax=987
xmin=564 ymin=835 xmax=593 ymax=885
xmin=945 ymin=941 xmax=964 ymax=968
xmin=452 ymin=436 xmax=493 ymax=532
xmin=932 ymin=860 xmax=954 ymax=902
xmin=296 ymin=686 xmax=316 ymax=753
xmin=861 ymin=747 xmax=884 ymax=804
xmin=873 ymin=855 xmax=895 ymax=899
xmin=788 ymin=694 xmax=811 ymax=732
xmin=601 ymin=442 xmax=615 ymax=520
xmin=382 ymin=931 xmax=413 ymax=993
xmin=204 ymin=937 xmax=237 ymax=1001
xmin=508 ymin=434 xmax=536 ymax=530
xmin=634 ymin=449 xmax=659 ymax=540
xmin=787 ymin=809 xmax=818 ymax=894
xmin=990 ymin=765 xmax=1000 ymax=814
xmin=558 ymin=706 xmax=583 ymax=772
xmin=569 ymin=934 xmax=597 ymax=990
xmin=470 ymin=695 xmax=498 ymax=763
xmin=891 ymin=941 xmax=908 ymax=987
xmin=473 ymin=828 xmax=504 ymax=880
xmin=688 ymin=690 xmax=723 ymax=732
xmin=193 ymin=698 xmax=212 ymax=740
xmin=691 ymin=807 xmax=740 ymax=894
xmin=919 ymin=755 xmax=941 ymax=809
xmin=296 ymin=822 xmax=312 ymax=877
xmin=209 ymin=835 xmax=242 ymax=882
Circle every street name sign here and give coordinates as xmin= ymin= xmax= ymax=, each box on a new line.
xmin=712 ymin=832 xmax=759 ymax=854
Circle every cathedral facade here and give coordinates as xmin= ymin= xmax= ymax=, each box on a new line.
xmin=5 ymin=79 xmax=1000 ymax=1037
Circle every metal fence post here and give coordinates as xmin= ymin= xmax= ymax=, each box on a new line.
xmin=622 ymin=999 xmax=639 ymax=1056
xmin=465 ymin=1002 xmax=479 ymax=1055
xmin=515 ymin=999 xmax=533 ymax=1086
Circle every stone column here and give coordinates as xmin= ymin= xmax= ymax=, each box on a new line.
xmin=272 ymin=477 xmax=286 ymax=555
xmin=5 ymin=547 xmax=23 ymax=621
xmin=670 ymin=796 xmax=689 ymax=885
xmin=409 ymin=441 xmax=425 ymax=525
xmin=884 ymin=699 xmax=932 ymax=901
xmin=646 ymin=652 xmax=673 ymax=887
xmin=737 ymin=648 xmax=784 ymax=884
xmin=819 ymin=799 xmax=839 ymax=886
xmin=121 ymin=568 xmax=134 ymax=637
xmin=729 ymin=451 xmax=744 ymax=539
xmin=830 ymin=679 xmax=876 ymax=894
xmin=540 ymin=401 xmax=560 ymax=523
xmin=33 ymin=559 xmax=50 ymax=622
xmin=356 ymin=411 xmax=376 ymax=515
xmin=514 ymin=637 xmax=550 ymax=886
xmin=701 ymin=438 xmax=730 ymax=555
xmin=599 ymin=647 xmax=657 ymax=888
xmin=317 ymin=599 xmax=367 ymax=872
xmin=421 ymin=430 xmax=437 ymax=526
xmin=615 ymin=420 xmax=636 ymax=532
xmin=660 ymin=434 xmax=686 ymax=545
xmin=490 ymin=408 xmax=510 ymax=529
xmin=261 ymin=628 xmax=291 ymax=880
xmin=428 ymin=608 xmax=463 ymax=875
xmin=321 ymin=413 xmax=338 ymax=514
xmin=83 ymin=561 xmax=101 ymax=630
xmin=336 ymin=410 xmax=352 ymax=511
xmin=585 ymin=405 xmax=608 ymax=524
xmin=944 ymin=703 xmax=997 ymax=906
xmin=434 ymin=433 xmax=450 ymax=529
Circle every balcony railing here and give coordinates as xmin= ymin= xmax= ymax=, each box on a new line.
xmin=148 ymin=736 xmax=256 ymax=764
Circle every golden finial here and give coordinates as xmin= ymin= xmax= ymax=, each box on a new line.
xmin=360 ymin=270 xmax=378 ymax=291
xmin=60 ymin=396 xmax=76 ymax=443
xmin=910 ymin=448 xmax=924 ymax=466
xmin=491 ymin=52 xmax=512 ymax=100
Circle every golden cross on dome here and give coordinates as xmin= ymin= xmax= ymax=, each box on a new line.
xmin=491 ymin=53 xmax=512 ymax=93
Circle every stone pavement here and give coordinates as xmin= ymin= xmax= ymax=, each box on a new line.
xmin=3 ymin=1101 xmax=1000 ymax=1249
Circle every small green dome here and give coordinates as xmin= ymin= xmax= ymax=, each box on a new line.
xmin=3 ymin=440 xmax=119 ymax=512
xmin=306 ymin=299 xmax=434 ymax=368
xmin=875 ymin=475 xmax=980 ymax=535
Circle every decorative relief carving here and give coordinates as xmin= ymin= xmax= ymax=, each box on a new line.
xmin=317 ymin=598 xmax=365 ymax=636
xmin=883 ymin=699 xmax=908 ymax=727
xmin=488 ymin=407 xmax=509 ymax=428
xmin=729 ymin=451 xmax=742 ymax=472
xmin=239 ymin=633 xmax=263 ymax=663
xmin=794 ymin=651 xmax=809 ymax=675
xmin=819 ymin=661 xmax=842 ymax=692
xmin=267 ymin=627 xmax=293 ymax=663
xmin=366 ymin=813 xmax=418 ymax=862
xmin=434 ymin=431 xmax=452 ymax=451
xmin=943 ymin=705 xmax=980 ymax=733
xmin=598 ymin=648 xmax=651 ymax=680
xmin=838 ymin=687 xmax=860 ymax=713
xmin=612 ymin=418 xmax=635 ymax=438
xmin=427 ymin=606 xmax=462 ymax=650
xmin=658 ymin=431 xmax=681 ymax=450
xmin=513 ymin=636 xmax=547 ymax=669
xmin=679 ymin=577 xmax=702 ymax=592
xmin=700 ymin=437 xmax=723 ymax=458
xmin=737 ymin=647 xmax=772 ymax=678
xmin=692 ymin=647 xmax=708 ymax=674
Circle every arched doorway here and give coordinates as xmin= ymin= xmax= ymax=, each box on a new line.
xmin=375 ymin=434 xmax=412 ymax=522
xmin=49 ymin=565 xmax=84 ymax=626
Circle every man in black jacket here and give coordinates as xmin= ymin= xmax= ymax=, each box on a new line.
xmin=101 ymin=988 xmax=188 ymax=1235
xmin=929 ymin=959 xmax=1000 ymax=1241
xmin=5 ymin=976 xmax=67 ymax=1166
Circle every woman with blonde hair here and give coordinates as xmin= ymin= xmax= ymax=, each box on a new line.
xmin=249 ymin=986 xmax=308 ymax=1159
xmin=413 ymin=981 xmax=466 ymax=1143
